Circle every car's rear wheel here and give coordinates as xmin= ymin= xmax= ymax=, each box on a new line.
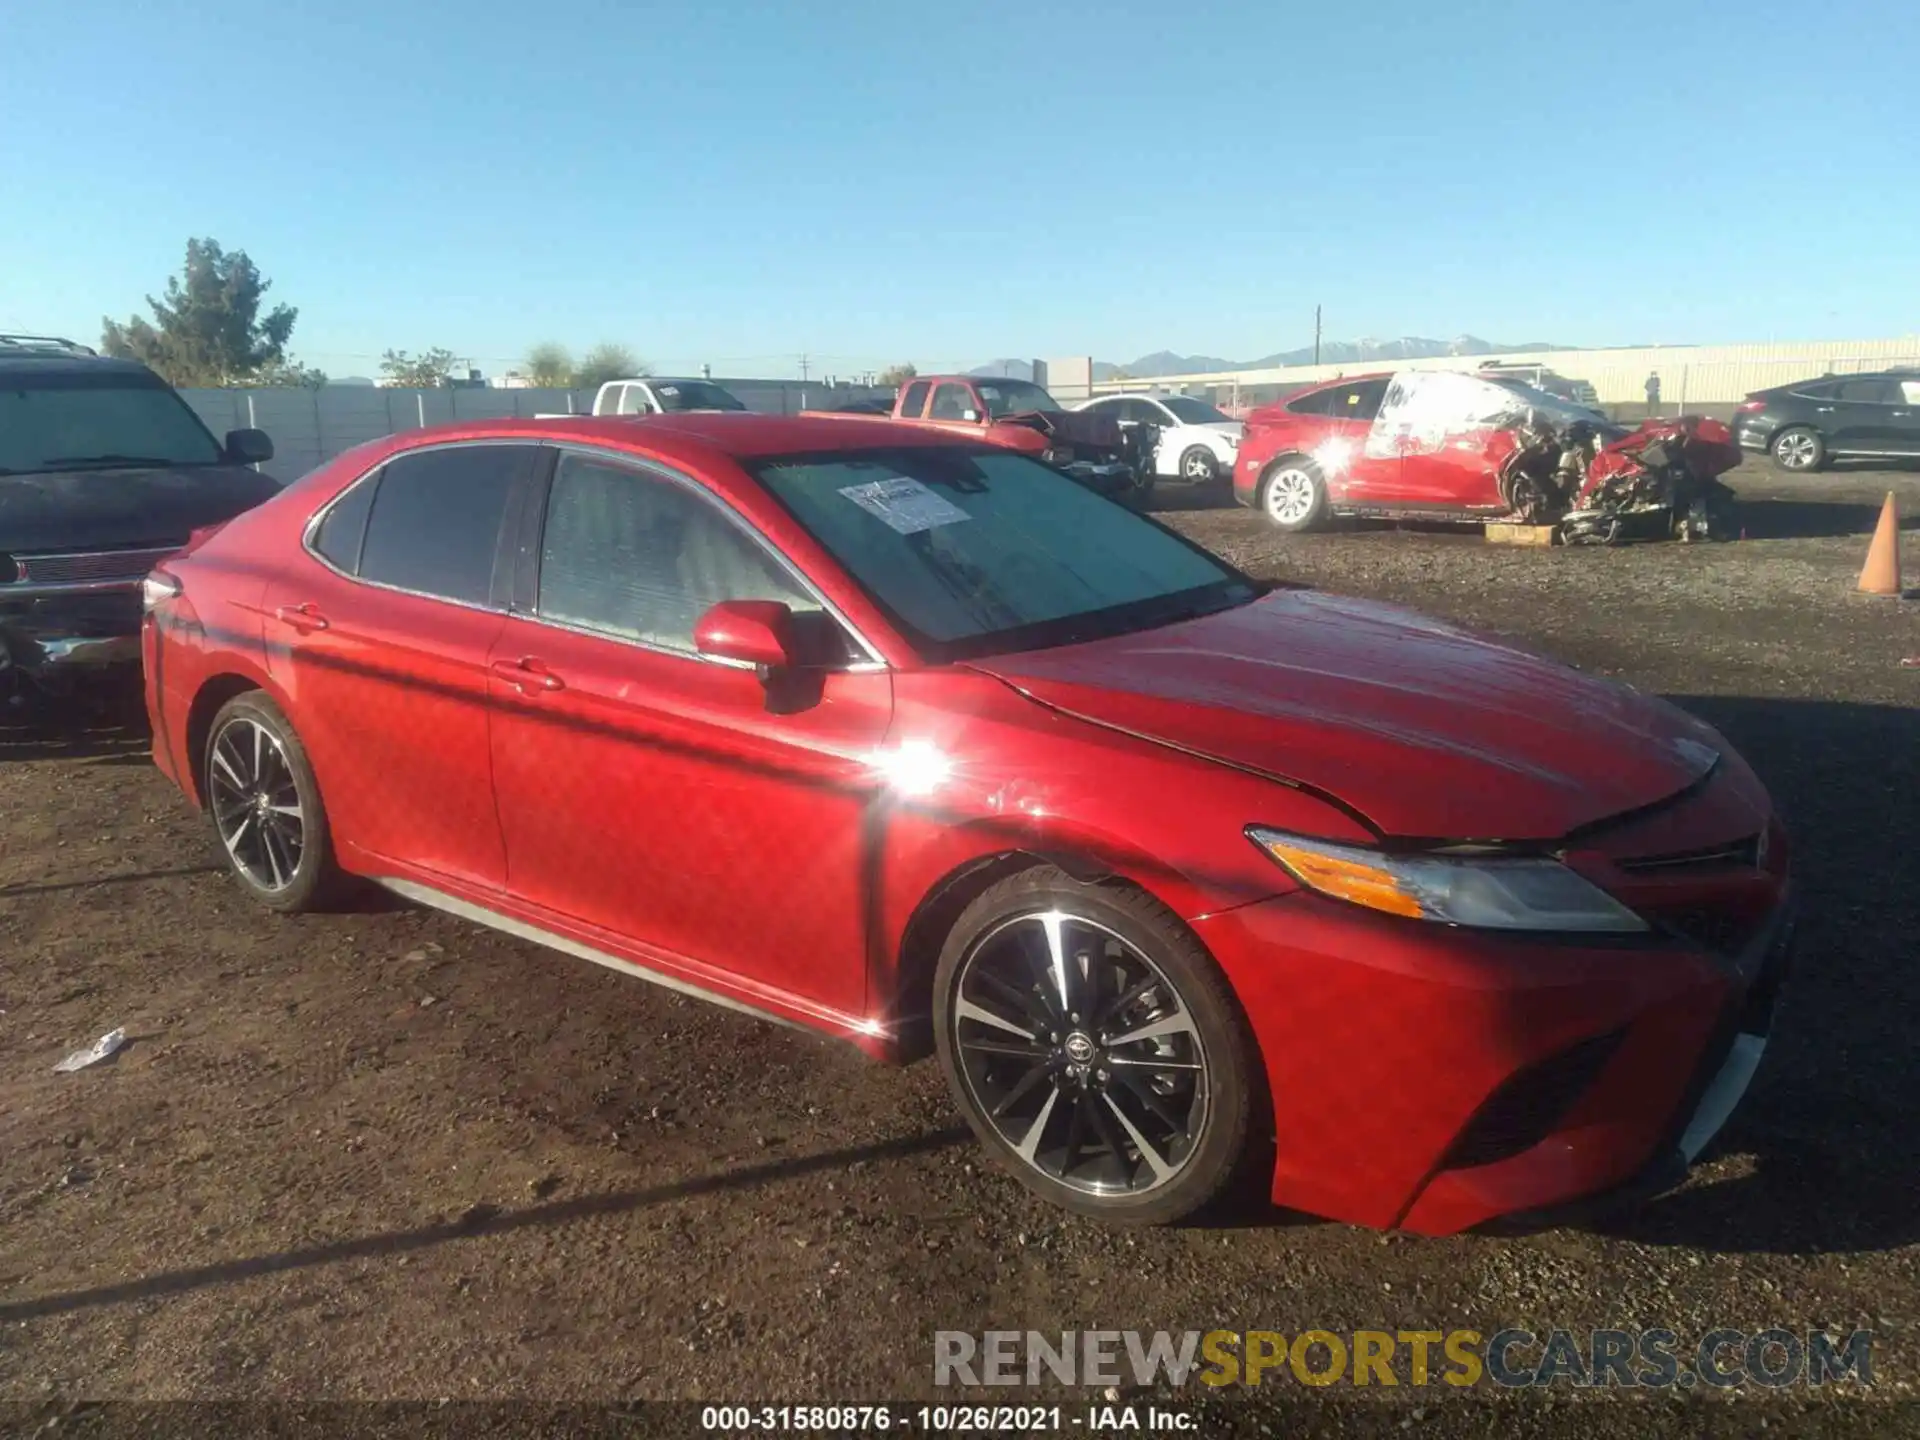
xmin=1178 ymin=445 xmax=1220 ymax=485
xmin=1260 ymin=458 xmax=1327 ymax=532
xmin=933 ymin=867 xmax=1258 ymax=1226
xmin=203 ymin=691 xmax=341 ymax=913
xmin=1771 ymin=426 xmax=1826 ymax=473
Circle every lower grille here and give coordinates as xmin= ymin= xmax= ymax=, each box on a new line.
xmin=1443 ymin=1029 xmax=1626 ymax=1170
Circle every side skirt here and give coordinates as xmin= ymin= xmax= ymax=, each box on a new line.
xmin=373 ymin=875 xmax=891 ymax=1055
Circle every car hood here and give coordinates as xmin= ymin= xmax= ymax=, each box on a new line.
xmin=967 ymin=589 xmax=1724 ymax=842
xmin=1198 ymin=421 xmax=1245 ymax=440
xmin=0 ymin=464 xmax=282 ymax=554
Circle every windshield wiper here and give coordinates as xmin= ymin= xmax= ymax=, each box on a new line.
xmin=41 ymin=454 xmax=190 ymax=469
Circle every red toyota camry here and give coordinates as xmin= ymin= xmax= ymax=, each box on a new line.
xmin=140 ymin=414 xmax=1792 ymax=1233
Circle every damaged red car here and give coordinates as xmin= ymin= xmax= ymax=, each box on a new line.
xmin=143 ymin=413 xmax=1791 ymax=1234
xmin=1235 ymin=369 xmax=1743 ymax=543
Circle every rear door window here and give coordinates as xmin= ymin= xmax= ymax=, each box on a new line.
xmin=355 ymin=444 xmax=534 ymax=607
xmin=898 ymin=381 xmax=931 ymax=418
xmin=1286 ymin=387 xmax=1339 ymax=416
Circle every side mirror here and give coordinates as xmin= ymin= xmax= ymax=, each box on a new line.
xmin=223 ymin=428 xmax=274 ymax=465
xmin=961 ymin=409 xmax=981 ymax=423
xmin=693 ymin=599 xmax=796 ymax=671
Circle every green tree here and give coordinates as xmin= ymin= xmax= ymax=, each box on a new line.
xmin=574 ymin=343 xmax=647 ymax=391
xmin=524 ymin=342 xmax=574 ymax=387
xmin=379 ymin=347 xmax=459 ymax=388
xmin=101 ymin=238 xmax=303 ymax=386
xmin=878 ymin=362 xmax=917 ymax=388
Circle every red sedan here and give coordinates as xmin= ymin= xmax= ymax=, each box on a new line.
xmin=141 ymin=414 xmax=1792 ymax=1232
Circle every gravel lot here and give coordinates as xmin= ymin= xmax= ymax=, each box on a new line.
xmin=2 ymin=459 xmax=1916 ymax=1434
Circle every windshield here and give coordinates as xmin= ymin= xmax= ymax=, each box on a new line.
xmin=1160 ymin=396 xmax=1232 ymax=425
xmin=974 ymin=380 xmax=1062 ymax=418
xmin=652 ymin=381 xmax=747 ymax=412
xmin=0 ymin=374 xmax=223 ymax=474
xmin=751 ymin=447 xmax=1254 ymax=661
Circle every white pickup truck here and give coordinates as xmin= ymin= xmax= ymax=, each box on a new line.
xmin=535 ymin=377 xmax=749 ymax=420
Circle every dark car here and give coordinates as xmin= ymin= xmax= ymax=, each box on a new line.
xmin=1732 ymin=369 xmax=1920 ymax=472
xmin=0 ymin=334 xmax=280 ymax=707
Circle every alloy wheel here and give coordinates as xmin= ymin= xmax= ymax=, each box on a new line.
xmin=1265 ymin=467 xmax=1319 ymax=525
xmin=207 ymin=716 xmax=306 ymax=892
xmin=1775 ymin=432 xmax=1817 ymax=470
xmin=950 ymin=910 xmax=1211 ymax=1197
xmin=1182 ymin=449 xmax=1215 ymax=481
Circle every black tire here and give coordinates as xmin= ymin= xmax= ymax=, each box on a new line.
xmin=1770 ymin=426 xmax=1826 ymax=473
xmin=1177 ymin=445 xmax=1220 ymax=485
xmin=1258 ymin=456 xmax=1328 ymax=532
xmin=202 ymin=691 xmax=343 ymax=913
xmin=932 ymin=866 xmax=1260 ymax=1226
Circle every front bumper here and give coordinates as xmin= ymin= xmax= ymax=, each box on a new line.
xmin=0 ymin=587 xmax=144 ymax=691
xmin=1193 ymin=883 xmax=1793 ymax=1236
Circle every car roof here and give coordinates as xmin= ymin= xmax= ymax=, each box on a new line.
xmin=0 ymin=349 xmax=158 ymax=380
xmin=372 ymin=411 xmax=1004 ymax=465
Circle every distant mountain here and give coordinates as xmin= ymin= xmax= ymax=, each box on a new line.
xmin=972 ymin=337 xmax=1569 ymax=384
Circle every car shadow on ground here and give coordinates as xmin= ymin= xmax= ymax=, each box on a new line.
xmin=0 ymin=686 xmax=152 ymax=764
xmin=1734 ymin=497 xmax=1920 ymax=540
xmin=0 ymin=1126 xmax=973 ymax=1323
xmin=1591 ymin=695 xmax=1920 ymax=1256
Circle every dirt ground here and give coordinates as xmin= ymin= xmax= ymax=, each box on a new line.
xmin=2 ymin=459 xmax=1917 ymax=1432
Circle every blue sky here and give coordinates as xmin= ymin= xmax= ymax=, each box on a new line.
xmin=2 ymin=0 xmax=1914 ymax=380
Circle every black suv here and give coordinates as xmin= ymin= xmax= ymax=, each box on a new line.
xmin=1 ymin=335 xmax=280 ymax=707
xmin=1733 ymin=368 xmax=1920 ymax=472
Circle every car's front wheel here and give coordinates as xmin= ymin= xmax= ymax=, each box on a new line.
xmin=1260 ymin=457 xmax=1327 ymax=532
xmin=933 ymin=867 xmax=1258 ymax=1225
xmin=1771 ymin=426 xmax=1826 ymax=473
xmin=203 ymin=691 xmax=342 ymax=913
xmin=1178 ymin=445 xmax=1220 ymax=485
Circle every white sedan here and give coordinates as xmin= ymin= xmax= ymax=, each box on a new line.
xmin=1072 ymin=393 xmax=1243 ymax=485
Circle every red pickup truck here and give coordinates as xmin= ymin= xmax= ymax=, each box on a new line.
xmin=825 ymin=375 xmax=1145 ymax=501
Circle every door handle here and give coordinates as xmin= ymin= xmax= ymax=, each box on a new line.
xmin=274 ymin=603 xmax=329 ymax=633
xmin=490 ymin=656 xmax=565 ymax=694
xmin=1815 ymin=406 xmax=1835 ymax=413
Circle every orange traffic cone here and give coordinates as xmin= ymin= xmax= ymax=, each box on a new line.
xmin=1858 ymin=492 xmax=1903 ymax=596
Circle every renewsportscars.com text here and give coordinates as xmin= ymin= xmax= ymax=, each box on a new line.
xmin=934 ymin=1328 xmax=1875 ymax=1390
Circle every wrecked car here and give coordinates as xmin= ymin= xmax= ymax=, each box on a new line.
xmin=1233 ymin=368 xmax=1741 ymax=543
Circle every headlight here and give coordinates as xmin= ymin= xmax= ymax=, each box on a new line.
xmin=1247 ymin=827 xmax=1647 ymax=933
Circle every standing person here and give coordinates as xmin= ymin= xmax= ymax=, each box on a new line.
xmin=1644 ymin=371 xmax=1661 ymax=418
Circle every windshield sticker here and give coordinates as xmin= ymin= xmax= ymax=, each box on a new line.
xmin=839 ymin=477 xmax=972 ymax=535
xmin=657 ymin=385 xmax=680 ymax=396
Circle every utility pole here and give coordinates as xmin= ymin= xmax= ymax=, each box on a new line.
xmin=799 ymin=353 xmax=810 ymax=383
xmin=1313 ymin=305 xmax=1322 ymax=367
